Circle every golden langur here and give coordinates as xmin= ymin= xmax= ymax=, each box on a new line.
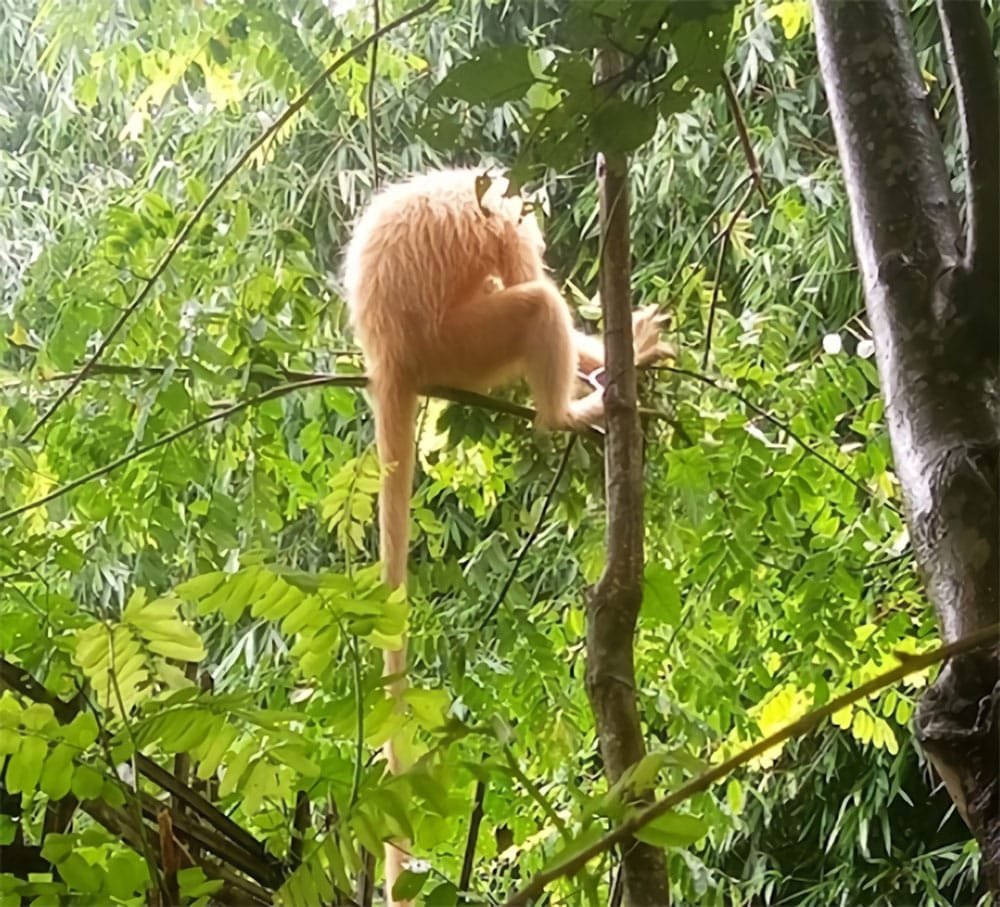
xmin=342 ymin=168 xmax=668 ymax=905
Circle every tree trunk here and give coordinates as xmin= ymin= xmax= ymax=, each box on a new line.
xmin=813 ymin=0 xmax=999 ymax=888
xmin=585 ymin=48 xmax=670 ymax=907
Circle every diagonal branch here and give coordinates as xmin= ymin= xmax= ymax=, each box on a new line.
xmin=3 ymin=363 xmax=887 ymax=525
xmin=501 ymin=623 xmax=999 ymax=907
xmin=936 ymin=0 xmax=999 ymax=283
xmin=655 ymin=365 xmax=901 ymax=514
xmin=21 ymin=0 xmax=438 ymax=443
xmin=721 ymin=72 xmax=768 ymax=206
xmin=2 ymin=374 xmax=606 ymax=525
xmin=701 ymin=179 xmax=757 ymax=370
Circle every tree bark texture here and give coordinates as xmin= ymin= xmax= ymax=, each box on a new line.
xmin=585 ymin=48 xmax=670 ymax=907
xmin=813 ymin=0 xmax=999 ymax=887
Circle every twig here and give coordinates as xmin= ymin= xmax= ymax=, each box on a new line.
xmin=458 ymin=779 xmax=487 ymax=897
xmin=504 ymin=747 xmax=567 ymax=839
xmin=721 ymin=71 xmax=768 ymax=205
xmin=1 ymin=376 xmax=342 ymax=523
xmin=478 ymin=436 xmax=578 ymax=629
xmin=368 ymin=0 xmax=381 ymax=191
xmin=82 ymin=799 xmax=272 ymax=904
xmin=500 ymin=623 xmax=999 ymax=906
xmin=136 ymin=789 xmax=280 ymax=889
xmin=591 ymin=8 xmax=669 ymax=92
xmin=665 ymin=174 xmax=754 ymax=296
xmin=2 ymin=373 xmax=604 ymax=524
xmin=860 ymin=550 xmax=913 ymax=572
xmin=653 ymin=365 xmax=900 ymax=514
xmin=81 ymin=671 xmax=163 ymax=901
xmin=290 ymin=791 xmax=310 ymax=866
xmin=348 ymin=631 xmax=364 ymax=810
xmin=21 ymin=0 xmax=438 ymax=443
xmin=935 ymin=0 xmax=999 ymax=281
xmin=2 ymin=359 xmax=887 ymax=526
xmin=701 ymin=178 xmax=756 ymax=370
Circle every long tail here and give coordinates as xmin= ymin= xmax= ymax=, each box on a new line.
xmin=372 ymin=380 xmax=418 ymax=907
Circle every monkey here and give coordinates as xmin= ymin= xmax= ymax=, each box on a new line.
xmin=342 ymin=167 xmax=669 ymax=905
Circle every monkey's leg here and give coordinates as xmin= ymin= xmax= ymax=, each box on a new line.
xmin=435 ymin=279 xmax=603 ymax=429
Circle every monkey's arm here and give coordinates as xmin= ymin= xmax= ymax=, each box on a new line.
xmin=574 ymin=305 xmax=672 ymax=377
xmin=574 ymin=331 xmax=605 ymax=374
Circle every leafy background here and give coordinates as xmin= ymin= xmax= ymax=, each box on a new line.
xmin=0 ymin=0 xmax=992 ymax=904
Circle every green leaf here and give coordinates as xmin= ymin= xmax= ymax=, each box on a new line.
xmin=71 ymin=765 xmax=104 ymax=801
xmin=404 ymin=688 xmax=450 ymax=729
xmin=270 ymin=745 xmax=320 ymax=777
xmin=669 ymin=9 xmax=732 ymax=91
xmin=658 ymin=81 xmax=695 ymax=118
xmin=423 ymin=882 xmax=459 ymax=906
xmin=106 ymin=852 xmax=149 ymax=900
xmin=642 ymin=564 xmax=682 ymax=625
xmin=589 ymin=99 xmax=658 ymax=153
xmin=633 ymin=811 xmax=708 ymax=849
xmin=416 ymin=110 xmax=463 ymax=152
xmin=541 ymin=822 xmax=605 ymax=874
xmin=0 ymin=815 xmax=16 ymax=846
xmin=5 ymin=736 xmax=46 ymax=795
xmin=175 ymin=572 xmax=225 ymax=601
xmin=55 ymin=853 xmax=103 ymax=895
xmin=392 ymin=869 xmax=429 ymax=902
xmin=39 ymin=743 xmax=75 ymax=799
xmin=40 ymin=833 xmax=75 ymax=865
xmin=436 ymin=46 xmax=534 ymax=104
xmin=177 ymin=866 xmax=223 ymax=899
xmin=145 ymin=635 xmax=206 ymax=661
xmin=726 ymin=779 xmax=744 ymax=815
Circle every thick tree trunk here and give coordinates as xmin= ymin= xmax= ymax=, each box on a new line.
xmin=813 ymin=0 xmax=999 ymax=888
xmin=585 ymin=48 xmax=670 ymax=907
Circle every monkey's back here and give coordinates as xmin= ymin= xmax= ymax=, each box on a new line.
xmin=343 ymin=169 xmax=545 ymax=379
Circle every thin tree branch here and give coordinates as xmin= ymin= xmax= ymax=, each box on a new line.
xmin=4 ymin=362 xmax=885 ymax=529
xmin=82 ymin=799 xmax=273 ymax=905
xmin=2 ymin=374 xmax=606 ymax=524
xmin=935 ymin=0 xmax=999 ymax=282
xmin=653 ymin=365 xmax=901 ymax=514
xmin=102 ymin=630 xmax=165 ymax=897
xmin=368 ymin=0 xmax=382 ymax=191
xmin=2 ymin=377 xmax=344 ymax=523
xmin=290 ymin=791 xmax=310 ymax=866
xmin=591 ymin=8 xmax=669 ymax=92
xmin=478 ymin=436 xmax=577 ymax=629
xmin=665 ymin=173 xmax=754 ymax=294
xmin=501 ymin=623 xmax=999 ymax=907
xmin=20 ymin=0 xmax=438 ymax=443
xmin=721 ymin=72 xmax=768 ymax=205
xmin=701 ymin=179 xmax=756 ymax=370
xmin=458 ymin=779 xmax=487 ymax=896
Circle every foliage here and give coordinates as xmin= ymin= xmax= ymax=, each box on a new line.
xmin=0 ymin=0 xmax=990 ymax=904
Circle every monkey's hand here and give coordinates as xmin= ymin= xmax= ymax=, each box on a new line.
xmin=632 ymin=305 xmax=675 ymax=367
